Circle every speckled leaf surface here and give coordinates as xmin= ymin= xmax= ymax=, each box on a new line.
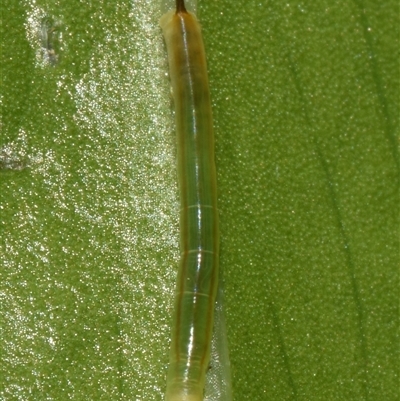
xmin=1 ymin=1 xmax=398 ymax=400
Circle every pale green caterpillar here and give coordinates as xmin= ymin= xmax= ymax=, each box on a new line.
xmin=160 ymin=1 xmax=232 ymax=400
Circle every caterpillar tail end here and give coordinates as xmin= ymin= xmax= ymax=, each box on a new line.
xmin=165 ymin=383 xmax=203 ymax=401
xmin=166 ymin=394 xmax=202 ymax=401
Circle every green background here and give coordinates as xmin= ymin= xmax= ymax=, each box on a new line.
xmin=1 ymin=0 xmax=398 ymax=400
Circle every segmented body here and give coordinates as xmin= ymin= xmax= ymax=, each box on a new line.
xmin=160 ymin=3 xmax=219 ymax=401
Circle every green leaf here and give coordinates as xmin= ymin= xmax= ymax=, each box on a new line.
xmin=1 ymin=0 xmax=398 ymax=400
